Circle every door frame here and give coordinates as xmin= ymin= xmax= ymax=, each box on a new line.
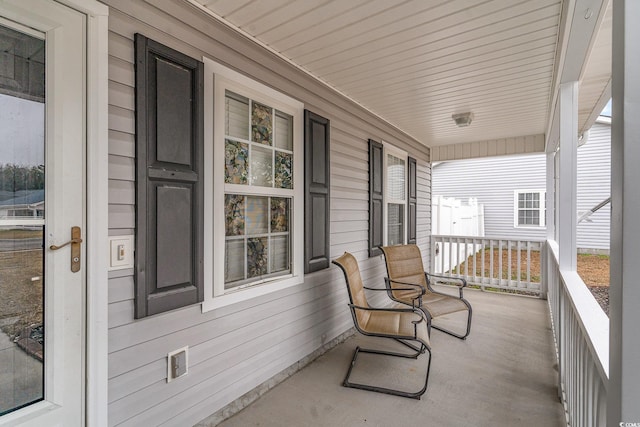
xmin=61 ymin=1 xmax=110 ymax=425
xmin=74 ymin=1 xmax=109 ymax=425
xmin=72 ymin=0 xmax=109 ymax=427
xmin=0 ymin=1 xmax=109 ymax=426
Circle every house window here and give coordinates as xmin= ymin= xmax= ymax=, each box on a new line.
xmin=514 ymin=190 xmax=546 ymax=227
xmin=204 ymin=58 xmax=304 ymax=310
xmin=386 ymin=153 xmax=406 ymax=245
xmin=368 ymin=141 xmax=412 ymax=256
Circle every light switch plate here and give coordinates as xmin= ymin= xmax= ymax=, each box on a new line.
xmin=167 ymin=346 xmax=189 ymax=382
xmin=108 ymin=235 xmax=134 ymax=271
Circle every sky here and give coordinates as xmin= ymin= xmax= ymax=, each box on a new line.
xmin=0 ymin=93 xmax=45 ymax=167
xmin=601 ymin=99 xmax=612 ymax=117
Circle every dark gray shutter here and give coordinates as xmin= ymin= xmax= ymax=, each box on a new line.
xmin=304 ymin=110 xmax=331 ymax=273
xmin=134 ymin=34 xmax=204 ymax=318
xmin=408 ymin=156 xmax=417 ymax=244
xmin=369 ymin=139 xmax=384 ymax=257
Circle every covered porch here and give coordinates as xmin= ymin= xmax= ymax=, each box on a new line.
xmin=212 ymin=288 xmax=563 ymax=426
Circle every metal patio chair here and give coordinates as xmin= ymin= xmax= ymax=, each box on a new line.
xmin=380 ymin=244 xmax=472 ymax=340
xmin=332 ymin=252 xmax=432 ymax=399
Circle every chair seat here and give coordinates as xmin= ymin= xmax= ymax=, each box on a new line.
xmin=422 ymin=294 xmax=469 ymax=317
xmin=360 ymin=308 xmax=430 ymax=345
xmin=394 ymin=291 xmax=469 ymax=317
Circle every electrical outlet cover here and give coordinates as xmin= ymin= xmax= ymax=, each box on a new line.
xmin=167 ymin=346 xmax=189 ymax=382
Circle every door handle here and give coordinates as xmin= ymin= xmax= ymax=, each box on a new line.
xmin=50 ymin=226 xmax=82 ymax=272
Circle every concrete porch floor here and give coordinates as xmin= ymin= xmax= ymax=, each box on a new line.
xmin=217 ymin=289 xmax=565 ymax=427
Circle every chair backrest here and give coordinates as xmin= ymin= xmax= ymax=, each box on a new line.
xmin=380 ymin=244 xmax=428 ymax=292
xmin=332 ymin=252 xmax=371 ymax=327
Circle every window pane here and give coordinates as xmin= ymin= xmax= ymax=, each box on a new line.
xmin=225 ymin=91 xmax=249 ymax=140
xmin=271 ymin=197 xmax=289 ymax=232
xmin=0 ymin=25 xmax=46 ymax=415
xmin=224 ymin=196 xmax=291 ymax=287
xmin=247 ymin=237 xmax=268 ymax=278
xmin=225 ymin=140 xmax=248 ymax=184
xmin=250 ymin=145 xmax=273 ymax=187
xmin=387 ymin=154 xmax=405 ymax=200
xmin=246 ymin=196 xmax=268 ymax=234
xmin=251 ymin=101 xmax=272 ymax=145
xmin=270 ymin=235 xmax=289 ymax=273
xmin=531 ymin=210 xmax=540 ymax=225
xmin=225 ymin=194 xmax=245 ymax=236
xmin=518 ymin=211 xmax=525 ymax=224
xmin=532 ymin=193 xmax=539 ymax=208
xmin=387 ymin=203 xmax=404 ymax=245
xmin=274 ymin=151 xmax=292 ymax=189
xmin=225 ymin=239 xmax=245 ymax=283
xmin=274 ymin=111 xmax=292 ymax=150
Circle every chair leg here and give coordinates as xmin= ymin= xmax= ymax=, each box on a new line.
xmin=392 ymin=338 xmax=424 ymax=355
xmin=431 ymin=305 xmax=472 ymax=340
xmin=342 ymin=344 xmax=432 ymax=399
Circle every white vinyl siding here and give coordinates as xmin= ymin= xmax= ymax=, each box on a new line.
xmin=104 ymin=2 xmax=431 ymax=426
xmin=576 ymin=122 xmax=611 ymax=251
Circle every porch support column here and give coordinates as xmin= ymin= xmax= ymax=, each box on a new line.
xmin=557 ymin=81 xmax=578 ymax=272
xmin=609 ymin=0 xmax=640 ymax=424
xmin=545 ymin=151 xmax=556 ymax=242
xmin=540 ymin=150 xmax=557 ymax=299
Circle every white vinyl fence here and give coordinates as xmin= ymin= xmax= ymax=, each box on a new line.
xmin=432 ymin=196 xmax=484 ymax=273
xmin=431 ymin=235 xmax=544 ymax=295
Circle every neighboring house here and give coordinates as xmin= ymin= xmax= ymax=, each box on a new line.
xmin=432 ymin=120 xmax=611 ymax=253
xmin=0 ymin=189 xmax=45 ymax=219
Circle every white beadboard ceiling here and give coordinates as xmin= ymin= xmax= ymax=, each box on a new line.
xmin=193 ymin=0 xmax=611 ymax=150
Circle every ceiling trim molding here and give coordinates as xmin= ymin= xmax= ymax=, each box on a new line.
xmin=430 ymin=134 xmax=545 ymax=162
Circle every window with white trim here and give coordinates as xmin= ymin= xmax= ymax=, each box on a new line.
xmin=514 ymin=190 xmax=546 ymax=227
xmin=385 ymin=148 xmax=407 ymax=245
xmin=203 ymin=58 xmax=304 ymax=310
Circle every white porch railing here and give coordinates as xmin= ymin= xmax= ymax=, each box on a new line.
xmin=431 ymin=235 xmax=543 ymax=295
xmin=545 ymin=240 xmax=609 ymax=426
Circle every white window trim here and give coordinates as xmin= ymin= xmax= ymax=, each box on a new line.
xmin=514 ymin=189 xmax=546 ymax=228
xmin=202 ymin=57 xmax=304 ymax=312
xmin=382 ymin=142 xmax=408 ymax=245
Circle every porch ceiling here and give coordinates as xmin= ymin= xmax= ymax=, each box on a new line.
xmin=192 ymin=0 xmax=611 ymax=151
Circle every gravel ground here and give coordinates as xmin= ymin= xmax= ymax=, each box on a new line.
xmin=588 ymin=286 xmax=609 ymax=316
xmin=578 ymin=253 xmax=610 ymax=316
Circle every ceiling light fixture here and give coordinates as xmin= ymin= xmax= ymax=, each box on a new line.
xmin=452 ymin=112 xmax=474 ymax=127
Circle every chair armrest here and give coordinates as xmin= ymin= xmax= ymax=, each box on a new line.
xmin=349 ymin=304 xmax=428 ymax=339
xmin=425 ymin=273 xmax=467 ymax=298
xmin=384 ymin=278 xmax=426 ymax=295
xmin=349 ymin=304 xmax=420 ymax=314
xmin=383 ymin=278 xmax=425 ymax=309
xmin=364 ymin=284 xmax=423 ymax=293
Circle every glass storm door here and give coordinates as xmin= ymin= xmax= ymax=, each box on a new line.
xmin=0 ymin=1 xmax=85 ymax=425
